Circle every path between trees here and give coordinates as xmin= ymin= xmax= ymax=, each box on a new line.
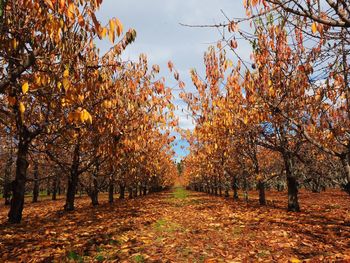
xmin=0 ymin=188 xmax=350 ymax=262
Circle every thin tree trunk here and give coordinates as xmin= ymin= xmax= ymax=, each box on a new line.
xmin=258 ymin=181 xmax=266 ymax=205
xmin=32 ymin=163 xmax=39 ymax=203
xmin=119 ymin=184 xmax=125 ymax=199
xmin=224 ymin=187 xmax=229 ymax=197
xmin=3 ymin=157 xmax=13 ymax=205
xmin=108 ymin=175 xmax=114 ymax=203
xmin=90 ymin=177 xmax=99 ymax=206
xmin=52 ymin=175 xmax=58 ymax=201
xmin=90 ymin=161 xmax=99 ymax=206
xmin=8 ymin=138 xmax=29 ymax=223
xmin=232 ymin=175 xmax=239 ymax=200
xmin=128 ymin=187 xmax=133 ymax=199
xmin=64 ymin=142 xmax=80 ymax=211
xmin=341 ymin=156 xmax=350 ymax=195
xmin=46 ymin=176 xmax=51 ymax=196
xmin=244 ymin=176 xmax=249 ymax=202
xmin=284 ymin=153 xmax=300 ymax=212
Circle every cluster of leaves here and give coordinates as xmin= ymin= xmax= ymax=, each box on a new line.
xmin=180 ymin=0 xmax=350 ymax=211
xmin=0 ymin=0 xmax=177 ymax=223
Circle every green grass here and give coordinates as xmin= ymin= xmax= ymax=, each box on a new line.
xmin=133 ymin=254 xmax=145 ymax=263
xmin=153 ymin=218 xmax=183 ymax=233
xmin=95 ymin=254 xmax=105 ymax=262
xmin=172 ymin=187 xmax=188 ymax=199
xmin=232 ymin=226 xmax=243 ymax=237
xmin=67 ymin=251 xmax=83 ymax=262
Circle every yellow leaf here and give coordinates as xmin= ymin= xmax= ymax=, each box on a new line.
xmin=87 ymin=114 xmax=92 ymax=124
xmin=62 ymin=78 xmax=70 ymax=92
xmin=67 ymin=3 xmax=75 ymax=20
xmin=79 ymin=111 xmax=85 ymax=122
xmin=109 ymin=19 xmax=115 ymax=43
xmin=63 ymin=69 xmax=69 ymax=78
xmin=19 ymin=102 xmax=25 ymax=113
xmin=311 ymin=22 xmax=317 ymax=34
xmin=101 ymin=27 xmax=107 ymax=38
xmin=290 ymin=258 xmax=301 ymax=263
xmin=35 ymin=75 xmax=41 ymax=85
xmin=12 ymin=39 xmax=18 ymax=50
xmin=22 ymin=82 xmax=29 ymax=94
xmin=115 ymin=18 xmax=123 ymax=37
xmin=243 ymin=116 xmax=248 ymax=125
xmin=78 ymin=95 xmax=84 ymax=103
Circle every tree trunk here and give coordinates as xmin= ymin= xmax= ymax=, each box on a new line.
xmin=90 ymin=161 xmax=99 ymax=206
xmin=8 ymin=139 xmax=29 ymax=223
xmin=52 ymin=175 xmax=58 ymax=201
xmin=143 ymin=186 xmax=147 ymax=196
xmin=128 ymin=187 xmax=133 ymax=199
xmin=139 ymin=186 xmax=142 ymax=196
xmin=90 ymin=177 xmax=99 ymax=206
xmin=46 ymin=177 xmax=51 ymax=196
xmin=119 ymin=184 xmax=125 ymax=199
xmin=108 ymin=175 xmax=114 ymax=203
xmin=64 ymin=142 xmax=80 ymax=211
xmin=257 ymin=181 xmax=266 ymax=205
xmin=3 ymin=157 xmax=13 ymax=205
xmin=341 ymin=156 xmax=350 ymax=195
xmin=232 ymin=176 xmax=239 ymax=200
xmin=224 ymin=187 xmax=229 ymax=198
xmin=284 ymin=153 xmax=300 ymax=212
xmin=243 ymin=171 xmax=249 ymax=202
xmin=32 ymin=163 xmax=39 ymax=203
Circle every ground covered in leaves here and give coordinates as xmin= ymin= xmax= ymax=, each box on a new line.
xmin=0 ymin=188 xmax=350 ymax=262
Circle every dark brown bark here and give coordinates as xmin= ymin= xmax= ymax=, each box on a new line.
xmin=64 ymin=142 xmax=80 ymax=211
xmin=90 ymin=161 xmax=99 ymax=207
xmin=52 ymin=175 xmax=58 ymax=201
xmin=8 ymin=139 xmax=29 ymax=223
xmin=341 ymin=156 xmax=350 ymax=195
xmin=46 ymin=176 xmax=51 ymax=196
xmin=224 ymin=188 xmax=229 ymax=198
xmin=232 ymin=176 xmax=239 ymax=200
xmin=3 ymin=157 xmax=12 ymax=205
xmin=90 ymin=177 xmax=99 ymax=206
xmin=128 ymin=187 xmax=133 ymax=199
xmin=257 ymin=181 xmax=266 ymax=205
xmin=108 ymin=175 xmax=114 ymax=204
xmin=32 ymin=163 xmax=39 ymax=203
xmin=119 ymin=184 xmax=125 ymax=199
xmin=284 ymin=153 xmax=300 ymax=212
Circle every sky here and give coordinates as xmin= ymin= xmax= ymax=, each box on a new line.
xmin=96 ymin=0 xmax=251 ymax=161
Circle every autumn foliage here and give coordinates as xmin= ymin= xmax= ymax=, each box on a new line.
xmin=0 ymin=0 xmax=350 ymax=261
xmin=181 ymin=0 xmax=350 ymax=212
xmin=0 ymin=0 xmax=177 ymax=224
